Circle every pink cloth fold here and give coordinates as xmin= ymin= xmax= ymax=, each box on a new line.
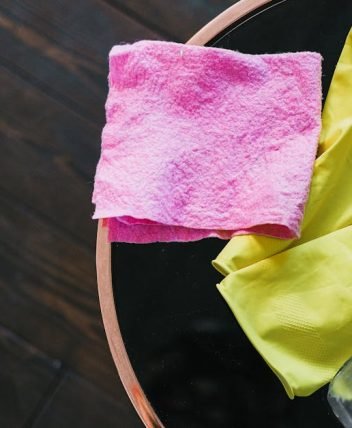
xmin=92 ymin=40 xmax=322 ymax=243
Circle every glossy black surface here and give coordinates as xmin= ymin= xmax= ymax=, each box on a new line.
xmin=113 ymin=1 xmax=352 ymax=426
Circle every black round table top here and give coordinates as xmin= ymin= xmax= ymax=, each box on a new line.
xmin=112 ymin=1 xmax=352 ymax=426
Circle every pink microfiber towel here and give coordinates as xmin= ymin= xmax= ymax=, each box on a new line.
xmin=92 ymin=41 xmax=322 ymax=243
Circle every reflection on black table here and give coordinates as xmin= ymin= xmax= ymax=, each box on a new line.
xmin=114 ymin=0 xmax=352 ymax=426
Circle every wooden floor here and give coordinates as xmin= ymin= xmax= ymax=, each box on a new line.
xmin=0 ymin=1 xmax=235 ymax=426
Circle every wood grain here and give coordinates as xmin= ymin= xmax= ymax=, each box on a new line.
xmin=0 ymin=0 xmax=161 ymax=123
xmin=104 ymin=0 xmax=236 ymax=41
xmin=0 ymin=324 xmax=61 ymax=428
xmin=0 ymin=323 xmax=140 ymax=428
xmin=0 ymin=184 xmax=130 ymax=399
xmin=32 ymin=371 xmax=143 ymax=428
xmin=0 ymin=71 xmax=98 ymax=246
xmin=0 ymin=0 xmax=163 ymax=408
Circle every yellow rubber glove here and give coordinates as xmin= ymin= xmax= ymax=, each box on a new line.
xmin=217 ymin=225 xmax=352 ymax=398
xmin=214 ymin=29 xmax=352 ymax=398
xmin=213 ymin=28 xmax=352 ymax=276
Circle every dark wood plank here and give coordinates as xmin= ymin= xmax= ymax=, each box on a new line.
xmin=32 ymin=371 xmax=143 ymax=428
xmin=0 ymin=324 xmax=61 ymax=428
xmin=0 ymin=0 xmax=161 ymax=124
xmin=0 ymin=0 xmax=161 ymax=59
xmin=0 ymin=70 xmax=97 ymax=247
xmin=0 ymin=67 xmax=119 ymax=395
xmin=105 ymin=0 xmax=236 ymax=41
xmin=0 ymin=189 xmax=129 ymax=398
xmin=0 ymin=62 xmax=98 ymax=172
xmin=0 ymin=0 xmax=154 ymax=408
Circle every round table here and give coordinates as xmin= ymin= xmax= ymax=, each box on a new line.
xmin=97 ymin=1 xmax=352 ymax=426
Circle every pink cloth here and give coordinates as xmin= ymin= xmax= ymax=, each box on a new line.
xmin=93 ymin=41 xmax=322 ymax=243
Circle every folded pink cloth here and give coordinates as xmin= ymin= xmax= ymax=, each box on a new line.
xmin=93 ymin=41 xmax=322 ymax=243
